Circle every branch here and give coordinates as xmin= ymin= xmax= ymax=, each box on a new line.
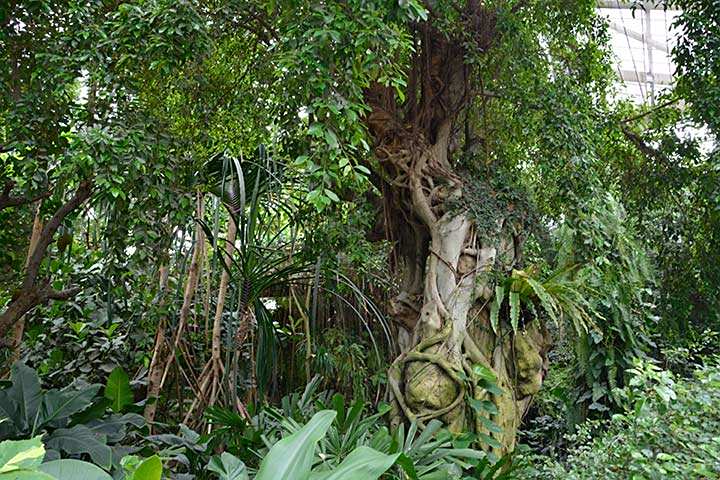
xmin=46 ymin=286 xmax=82 ymax=300
xmin=620 ymin=97 xmax=680 ymax=124
xmin=22 ymin=179 xmax=93 ymax=291
xmin=0 ymin=181 xmax=51 ymax=211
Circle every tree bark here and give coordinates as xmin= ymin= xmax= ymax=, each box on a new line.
xmin=143 ymin=264 xmax=170 ymax=430
xmin=7 ymin=201 xmax=44 ymax=364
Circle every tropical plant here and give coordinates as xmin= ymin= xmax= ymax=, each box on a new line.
xmin=488 ymin=266 xmax=596 ymax=336
xmin=0 ymin=362 xmax=144 ymax=472
xmin=0 ymin=436 xmax=112 ymax=480
xmin=207 ymin=410 xmax=398 ymax=480
xmin=555 ymin=193 xmax=655 ymax=416
xmin=0 ymin=436 xmax=163 ymax=480
xmin=518 ymin=360 xmax=720 ymax=479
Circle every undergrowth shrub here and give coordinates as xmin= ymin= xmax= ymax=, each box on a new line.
xmin=518 ymin=358 xmax=720 ymax=479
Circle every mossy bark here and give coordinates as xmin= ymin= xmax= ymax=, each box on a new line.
xmin=386 ymin=206 xmax=550 ymax=455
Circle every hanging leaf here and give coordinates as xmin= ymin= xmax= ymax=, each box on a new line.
xmin=526 ymin=277 xmax=558 ymax=325
xmin=489 ymin=286 xmax=505 ymax=334
xmin=103 ymin=367 xmax=133 ymax=413
xmin=509 ymin=291 xmax=520 ymax=333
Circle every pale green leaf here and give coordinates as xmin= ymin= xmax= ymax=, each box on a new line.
xmin=255 ymin=410 xmax=336 ymax=480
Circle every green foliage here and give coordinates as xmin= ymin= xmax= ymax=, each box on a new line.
xmin=489 ymin=266 xmax=594 ymax=336
xmin=0 ymin=363 xmax=143 ymax=473
xmin=208 ymin=410 xmax=398 ymax=480
xmin=104 ymin=367 xmax=134 ymax=413
xmin=208 ymin=452 xmax=249 ymax=480
xmin=120 ymin=455 xmax=163 ymax=480
xmin=519 ymin=361 xmax=720 ymax=479
xmin=557 ymin=193 xmax=655 ymax=414
xmin=0 ymin=436 xmax=111 ymax=480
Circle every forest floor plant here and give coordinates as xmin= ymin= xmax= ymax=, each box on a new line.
xmin=517 ymin=358 xmax=720 ymax=479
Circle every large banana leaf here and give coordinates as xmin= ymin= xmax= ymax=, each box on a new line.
xmin=254 ymin=410 xmax=336 ymax=480
xmin=45 ymin=425 xmax=113 ymax=469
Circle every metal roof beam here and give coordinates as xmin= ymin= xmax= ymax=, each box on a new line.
xmin=609 ymin=22 xmax=669 ymax=53
xmin=597 ymin=1 xmax=666 ymax=9
xmin=619 ymin=69 xmax=673 ymax=85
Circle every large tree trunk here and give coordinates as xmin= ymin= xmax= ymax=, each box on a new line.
xmin=364 ymin=10 xmax=550 ymax=454
xmin=380 ymin=136 xmax=550 ymax=455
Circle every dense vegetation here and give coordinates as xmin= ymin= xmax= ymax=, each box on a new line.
xmin=1 ymin=0 xmax=718 ymax=479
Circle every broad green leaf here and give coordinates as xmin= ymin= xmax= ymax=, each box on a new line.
xmin=477 ymin=416 xmax=503 ymax=434
xmin=87 ymin=413 xmax=144 ymax=443
xmin=39 ymin=384 xmax=101 ymax=427
xmin=477 ymin=432 xmax=503 ymax=450
xmin=0 ymin=362 xmax=42 ymax=433
xmin=393 ymin=453 xmax=417 ymax=480
xmin=130 ymin=455 xmax=162 ymax=480
xmin=472 ymin=364 xmax=497 ymax=383
xmin=103 ymin=367 xmax=133 ymax=413
xmin=509 ymin=291 xmax=520 ymax=333
xmin=45 ymin=425 xmax=113 ymax=469
xmin=0 ymin=469 xmax=55 ymax=479
xmin=310 ymin=446 xmax=398 ymax=480
xmin=255 ymin=410 xmax=336 ymax=480
xmin=0 ymin=437 xmax=45 ymax=473
xmin=207 ymin=452 xmax=248 ymax=480
xmin=38 ymin=459 xmax=112 ymax=480
xmin=324 ymin=129 xmax=339 ymax=150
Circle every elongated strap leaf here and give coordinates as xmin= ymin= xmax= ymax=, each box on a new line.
xmin=255 ymin=410 xmax=336 ymax=480
xmin=490 ymin=286 xmax=505 ymax=334
xmin=525 ymin=277 xmax=558 ymax=325
xmin=509 ymin=291 xmax=520 ymax=334
xmin=309 ymin=446 xmax=399 ymax=480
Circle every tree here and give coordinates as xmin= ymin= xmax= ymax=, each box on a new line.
xmin=0 ymin=0 xmax=209 ymax=343
xmin=235 ymin=0 xmax=618 ymax=452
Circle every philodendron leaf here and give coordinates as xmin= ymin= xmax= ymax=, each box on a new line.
xmin=104 ymin=367 xmax=133 ymax=413
xmin=255 ymin=410 xmax=336 ymax=480
xmin=0 ymin=436 xmax=45 ymax=473
xmin=38 ymin=459 xmax=113 ymax=480
xmin=45 ymin=425 xmax=113 ymax=470
xmin=39 ymin=384 xmax=101 ymax=428
xmin=0 ymin=362 xmax=42 ymax=433
xmin=309 ymin=446 xmax=399 ymax=480
xmin=207 ymin=452 xmax=248 ymax=480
